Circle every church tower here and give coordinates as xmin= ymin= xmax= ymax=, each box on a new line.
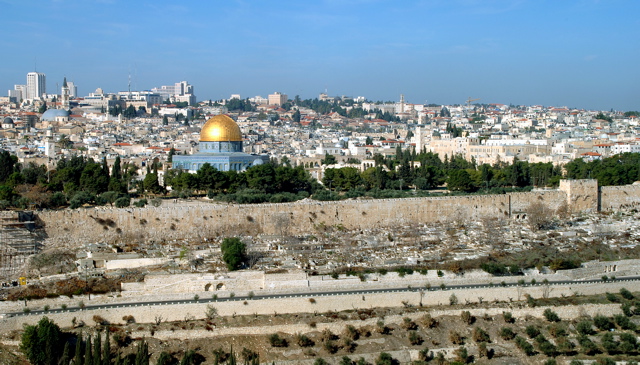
xmin=61 ymin=77 xmax=70 ymax=110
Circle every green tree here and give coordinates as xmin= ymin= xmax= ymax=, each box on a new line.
xmin=74 ymin=334 xmax=83 ymax=365
xmin=143 ymin=172 xmax=163 ymax=194
xmin=0 ymin=150 xmax=18 ymax=183
xmin=155 ymin=352 xmax=173 ymax=365
xmin=162 ymin=115 xmax=168 ymax=125
xmin=93 ymin=332 xmax=101 ymax=365
xmin=446 ymin=169 xmax=476 ymax=192
xmin=83 ymin=336 xmax=92 ymax=365
xmin=134 ymin=341 xmax=149 ymax=365
xmin=221 ymin=237 xmax=247 ymax=270
xmin=59 ymin=342 xmax=71 ymax=365
xmin=102 ymin=331 xmax=111 ymax=365
xmin=20 ymin=316 xmax=63 ymax=365
xmin=321 ymin=153 xmax=337 ymax=166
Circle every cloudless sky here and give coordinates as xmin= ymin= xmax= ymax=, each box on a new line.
xmin=1 ymin=0 xmax=638 ymax=110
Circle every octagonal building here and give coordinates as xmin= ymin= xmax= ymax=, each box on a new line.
xmin=171 ymin=114 xmax=268 ymax=172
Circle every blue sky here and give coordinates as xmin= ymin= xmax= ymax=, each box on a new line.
xmin=1 ymin=0 xmax=638 ymax=110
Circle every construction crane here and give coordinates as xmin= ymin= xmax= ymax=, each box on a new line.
xmin=465 ymin=97 xmax=480 ymax=117
xmin=466 ymin=97 xmax=480 ymax=109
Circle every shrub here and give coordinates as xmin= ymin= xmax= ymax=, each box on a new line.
xmin=408 ymin=331 xmax=423 ymax=345
xmin=402 ymin=317 xmax=418 ymax=331
xmin=605 ymin=292 xmax=619 ymax=303
xmin=525 ymin=325 xmax=540 ymax=339
xmin=344 ymin=325 xmax=359 ymax=341
xmin=449 ymin=330 xmax=464 ymax=345
xmin=449 ymin=293 xmax=458 ymax=305
xmin=376 ymin=352 xmax=396 ymax=365
xmin=268 ymin=333 xmax=288 ymax=347
xmin=593 ymin=315 xmax=614 ymax=331
xmin=114 ymin=197 xmax=130 ymax=208
xmin=514 ymin=336 xmax=535 ymax=356
xmin=503 ymin=311 xmax=515 ymax=323
xmin=454 ymin=346 xmax=469 ymax=363
xmin=614 ymin=314 xmax=636 ymax=330
xmin=418 ymin=348 xmax=433 ymax=361
xmin=578 ymin=336 xmax=600 ymax=355
xmin=576 ymin=321 xmax=595 ymax=335
xmin=548 ymin=323 xmax=567 ymax=338
xmin=461 ymin=311 xmax=474 ymax=325
xmin=205 ymin=305 xmax=218 ymax=320
xmin=376 ymin=320 xmax=389 ymax=335
xmin=323 ymin=339 xmax=338 ymax=354
xmin=122 ymin=315 xmax=135 ymax=324
xmin=543 ymin=308 xmax=560 ymax=322
xmin=601 ymin=332 xmax=618 ymax=355
xmin=556 ymin=336 xmax=576 ymax=354
xmin=535 ymin=335 xmax=557 ymax=357
xmin=499 ymin=327 xmax=516 ymax=341
xmin=92 ymin=315 xmax=108 ymax=325
xmin=320 ymin=329 xmax=337 ymax=342
xmin=421 ymin=313 xmax=438 ymax=328
xmin=472 ymin=327 xmax=490 ymax=343
xmin=296 ymin=334 xmax=314 ymax=347
xmin=620 ymin=288 xmax=634 ymax=300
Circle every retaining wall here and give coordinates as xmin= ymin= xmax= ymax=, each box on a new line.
xmin=1 ymin=280 xmax=633 ymax=331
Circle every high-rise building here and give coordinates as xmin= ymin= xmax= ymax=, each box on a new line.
xmin=8 ymin=84 xmax=26 ymax=102
xmin=26 ymin=72 xmax=46 ymax=100
xmin=66 ymin=81 xmax=77 ymax=98
xmin=268 ymin=92 xmax=287 ymax=106
xmin=151 ymin=81 xmax=196 ymax=105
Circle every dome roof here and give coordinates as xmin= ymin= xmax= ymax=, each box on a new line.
xmin=2 ymin=117 xmax=14 ymax=125
xmin=41 ymin=109 xmax=69 ymax=121
xmin=200 ymin=115 xmax=242 ymax=142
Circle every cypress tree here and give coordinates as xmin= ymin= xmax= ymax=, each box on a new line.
xmin=102 ymin=331 xmax=111 ymax=365
xmin=134 ymin=341 xmax=149 ymax=365
xmin=112 ymin=156 xmax=122 ymax=180
xmin=83 ymin=336 xmax=92 ymax=365
xmin=73 ymin=334 xmax=83 ymax=365
xmin=58 ymin=342 xmax=71 ymax=365
xmin=101 ymin=157 xmax=110 ymax=179
xmin=93 ymin=332 xmax=101 ymax=365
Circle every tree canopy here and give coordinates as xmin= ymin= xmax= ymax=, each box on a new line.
xmin=221 ymin=237 xmax=247 ymax=270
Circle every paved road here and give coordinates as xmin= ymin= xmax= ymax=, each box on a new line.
xmin=6 ymin=276 xmax=639 ymax=318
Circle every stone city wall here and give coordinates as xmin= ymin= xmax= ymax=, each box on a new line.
xmin=31 ymin=180 xmax=640 ymax=246
xmin=600 ymin=184 xmax=640 ymax=211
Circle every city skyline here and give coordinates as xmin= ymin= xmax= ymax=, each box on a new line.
xmin=1 ymin=0 xmax=638 ymax=110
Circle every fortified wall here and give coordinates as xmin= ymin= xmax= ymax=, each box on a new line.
xmin=33 ymin=179 xmax=640 ymax=245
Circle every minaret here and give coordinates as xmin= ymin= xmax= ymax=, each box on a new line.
xmin=61 ymin=77 xmax=70 ymax=110
xmin=400 ymin=94 xmax=405 ymax=114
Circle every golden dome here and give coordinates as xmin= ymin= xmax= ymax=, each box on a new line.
xmin=199 ymin=115 xmax=243 ymax=142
